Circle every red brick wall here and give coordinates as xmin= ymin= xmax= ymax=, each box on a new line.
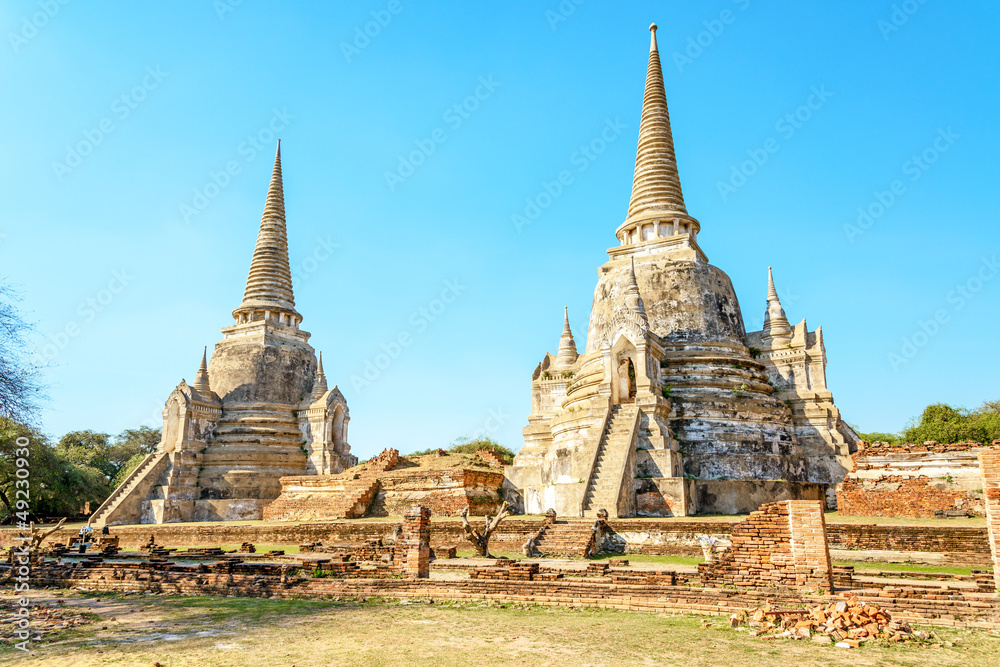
xmin=858 ymin=440 xmax=996 ymax=455
xmin=824 ymin=524 xmax=990 ymax=559
xmin=978 ymin=449 xmax=1000 ymax=592
xmin=836 ymin=440 xmax=990 ymax=518
xmin=837 ymin=475 xmax=982 ymax=518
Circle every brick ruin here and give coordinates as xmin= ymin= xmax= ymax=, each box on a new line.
xmin=979 ymin=448 xmax=1000 ymax=592
xmin=8 ymin=495 xmax=1000 ymax=631
xmin=837 ymin=440 xmax=996 ymax=518
xmin=698 ymin=500 xmax=833 ymax=592
xmin=11 ymin=533 xmax=1000 ymax=631
xmin=475 ymin=448 xmax=506 ymax=469
xmin=400 ymin=505 xmax=431 ymax=578
xmin=262 ymin=449 xmax=505 ymax=522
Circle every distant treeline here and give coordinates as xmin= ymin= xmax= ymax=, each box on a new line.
xmin=856 ymin=400 xmax=1000 ymax=446
xmin=0 ymin=419 xmax=160 ymax=523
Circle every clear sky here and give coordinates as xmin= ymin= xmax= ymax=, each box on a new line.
xmin=2 ymin=1 xmax=998 ymax=459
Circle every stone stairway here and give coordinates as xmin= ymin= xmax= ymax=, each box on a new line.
xmin=89 ymin=452 xmax=169 ymax=527
xmin=533 ymin=520 xmax=597 ymax=558
xmin=262 ymin=448 xmax=400 ymax=521
xmin=582 ymin=404 xmax=638 ymax=518
xmin=325 ymin=448 xmax=400 ymax=518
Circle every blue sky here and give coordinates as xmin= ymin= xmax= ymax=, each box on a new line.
xmin=2 ymin=1 xmax=998 ymax=458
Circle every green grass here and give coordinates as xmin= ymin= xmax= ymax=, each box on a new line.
xmin=824 ymin=511 xmax=986 ymax=527
xmin=589 ymin=553 xmax=703 ymax=566
xmin=833 ymin=560 xmax=978 ymax=576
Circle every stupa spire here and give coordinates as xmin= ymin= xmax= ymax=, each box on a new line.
xmin=311 ymin=351 xmax=328 ymax=400
xmin=554 ymin=307 xmax=578 ymax=368
xmin=761 ymin=266 xmax=792 ymax=344
xmin=624 ymin=258 xmax=648 ymax=321
xmin=234 ymin=141 xmax=299 ymax=323
xmin=193 ymin=346 xmax=212 ymax=394
xmin=625 ymin=23 xmax=688 ymax=224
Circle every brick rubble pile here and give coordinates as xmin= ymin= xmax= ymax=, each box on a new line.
xmin=731 ymin=596 xmax=919 ymax=647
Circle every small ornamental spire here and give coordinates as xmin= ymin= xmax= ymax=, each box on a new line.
xmin=311 ymin=351 xmax=328 ymax=400
xmin=193 ymin=346 xmax=212 ymax=394
xmin=767 ymin=265 xmax=780 ymax=302
xmin=555 ymin=306 xmax=578 ymax=368
xmin=624 ymin=23 xmax=688 ymax=225
xmin=234 ymin=141 xmax=300 ymax=323
xmin=624 ymin=258 xmax=648 ymax=321
xmin=762 ymin=266 xmax=792 ymax=344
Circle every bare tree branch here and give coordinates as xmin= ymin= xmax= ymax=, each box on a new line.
xmin=28 ymin=517 xmax=66 ymax=550
xmin=459 ymin=501 xmax=510 ymax=558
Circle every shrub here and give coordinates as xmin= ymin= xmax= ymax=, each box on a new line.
xmin=448 ymin=436 xmax=515 ymax=464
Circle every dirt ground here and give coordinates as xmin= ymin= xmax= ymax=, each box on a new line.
xmin=2 ymin=592 xmax=999 ymax=667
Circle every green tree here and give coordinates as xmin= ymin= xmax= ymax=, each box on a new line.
xmin=0 ymin=419 xmax=104 ymax=521
xmin=55 ymin=430 xmax=115 ymax=480
xmin=0 ymin=284 xmax=44 ymax=423
xmin=859 ymin=399 xmax=1000 ymax=446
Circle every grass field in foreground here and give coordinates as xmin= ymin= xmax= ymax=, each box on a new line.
xmin=3 ymin=592 xmax=997 ymax=667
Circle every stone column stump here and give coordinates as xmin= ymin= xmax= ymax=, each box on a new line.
xmin=401 ymin=505 xmax=431 ymax=579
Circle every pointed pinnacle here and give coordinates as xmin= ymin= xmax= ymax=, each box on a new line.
xmin=562 ymin=306 xmax=572 ymax=335
xmin=317 ymin=351 xmax=325 ymax=378
xmin=767 ymin=266 xmax=779 ymax=303
xmin=193 ymin=346 xmax=212 ymax=394
xmin=625 ymin=24 xmax=687 ymax=224
xmin=236 ymin=141 xmax=298 ymax=319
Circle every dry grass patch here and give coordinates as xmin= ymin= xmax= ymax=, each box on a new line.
xmin=3 ymin=592 xmax=998 ymax=666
